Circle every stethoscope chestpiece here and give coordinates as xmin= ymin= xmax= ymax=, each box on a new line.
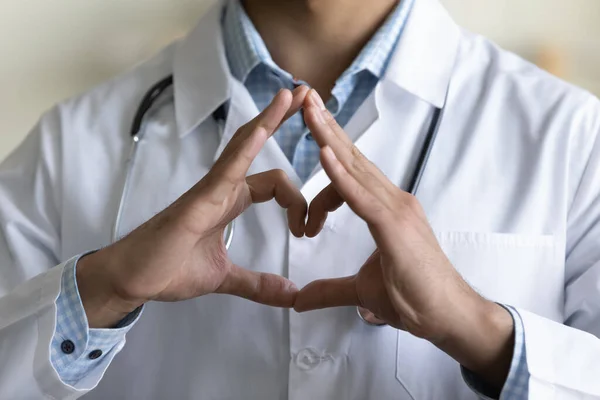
xmin=356 ymin=307 xmax=387 ymax=327
xmin=223 ymin=221 xmax=235 ymax=251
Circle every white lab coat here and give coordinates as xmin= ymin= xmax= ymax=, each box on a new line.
xmin=1 ymin=0 xmax=600 ymax=398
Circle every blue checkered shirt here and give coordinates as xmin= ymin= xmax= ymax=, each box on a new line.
xmin=51 ymin=0 xmax=530 ymax=397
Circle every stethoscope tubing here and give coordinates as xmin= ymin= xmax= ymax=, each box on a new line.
xmin=112 ymin=75 xmax=235 ymax=247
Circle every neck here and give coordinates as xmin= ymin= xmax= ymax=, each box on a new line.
xmin=242 ymin=0 xmax=399 ymax=99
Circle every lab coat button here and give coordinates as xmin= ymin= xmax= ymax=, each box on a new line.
xmin=296 ymin=348 xmax=322 ymax=371
xmin=60 ymin=340 xmax=75 ymax=354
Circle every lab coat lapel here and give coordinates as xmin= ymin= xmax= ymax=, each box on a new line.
xmin=301 ymin=0 xmax=460 ymax=201
xmin=301 ymin=83 xmax=424 ymax=202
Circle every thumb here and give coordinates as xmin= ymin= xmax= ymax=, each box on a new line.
xmin=216 ymin=265 xmax=298 ymax=308
xmin=294 ymin=275 xmax=360 ymax=312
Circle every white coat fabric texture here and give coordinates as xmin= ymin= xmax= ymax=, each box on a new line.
xmin=0 ymin=0 xmax=600 ymax=398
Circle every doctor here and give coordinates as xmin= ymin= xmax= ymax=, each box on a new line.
xmin=1 ymin=0 xmax=600 ymax=397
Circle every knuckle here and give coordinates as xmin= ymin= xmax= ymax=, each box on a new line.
xmin=403 ymin=193 xmax=422 ymax=211
xmin=271 ymin=168 xmax=288 ymax=182
xmin=350 ymin=144 xmax=362 ymax=158
xmin=350 ymin=157 xmax=364 ymax=174
xmin=256 ymin=118 xmax=276 ymax=135
xmin=352 ymin=183 xmax=368 ymax=203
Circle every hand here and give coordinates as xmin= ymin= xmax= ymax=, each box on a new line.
xmin=78 ymin=87 xmax=311 ymax=328
xmin=294 ymin=89 xmax=514 ymax=389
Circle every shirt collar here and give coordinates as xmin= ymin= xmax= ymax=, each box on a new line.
xmin=223 ymin=0 xmax=414 ymax=84
xmin=341 ymin=0 xmax=415 ymax=80
xmin=172 ymin=0 xmax=460 ymax=137
xmin=223 ymin=0 xmax=284 ymax=83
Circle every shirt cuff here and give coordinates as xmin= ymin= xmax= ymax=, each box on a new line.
xmin=461 ymin=305 xmax=529 ymax=400
xmin=50 ymin=253 xmax=143 ymax=386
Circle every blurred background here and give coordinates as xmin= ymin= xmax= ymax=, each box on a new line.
xmin=1 ymin=0 xmax=599 ymax=160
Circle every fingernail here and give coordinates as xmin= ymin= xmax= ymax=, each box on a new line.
xmin=310 ymin=89 xmax=327 ymax=111
xmin=287 ymin=282 xmax=298 ymax=292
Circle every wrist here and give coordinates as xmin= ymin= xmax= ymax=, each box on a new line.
xmin=77 ymin=249 xmax=144 ymax=328
xmin=434 ymin=293 xmax=514 ymax=389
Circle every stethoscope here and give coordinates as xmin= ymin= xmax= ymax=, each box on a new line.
xmin=117 ymin=75 xmax=447 ymax=326
xmin=112 ymin=75 xmax=235 ymax=249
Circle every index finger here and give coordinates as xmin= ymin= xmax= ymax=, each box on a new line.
xmin=303 ymin=90 xmax=393 ymax=195
xmin=216 ymin=89 xmax=293 ymax=178
xmin=217 ymin=86 xmax=309 ymax=179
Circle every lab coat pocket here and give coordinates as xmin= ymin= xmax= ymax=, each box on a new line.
xmin=435 ymin=231 xmax=561 ymax=309
xmin=395 ymin=231 xmax=562 ymax=400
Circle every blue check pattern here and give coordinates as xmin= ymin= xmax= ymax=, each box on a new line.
xmin=51 ymin=256 xmax=141 ymax=385
xmin=51 ymin=1 xmax=529 ymax=397
xmin=502 ymin=307 xmax=529 ymax=398
xmin=223 ymin=0 xmax=413 ymax=181
xmin=462 ymin=306 xmax=529 ymax=399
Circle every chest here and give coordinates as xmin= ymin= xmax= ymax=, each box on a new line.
xmin=71 ymin=85 xmax=567 ymax=400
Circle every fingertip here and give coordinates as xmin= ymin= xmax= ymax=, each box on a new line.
xmin=293 ymin=294 xmax=310 ymax=313
xmin=293 ymin=305 xmax=307 ymax=313
xmin=287 ymin=201 xmax=308 ymax=238
xmin=304 ymin=208 xmax=326 ymax=238
xmin=277 ymin=87 xmax=293 ymax=104
xmin=293 ymin=84 xmax=310 ymax=98
xmin=290 ymin=223 xmax=305 ymax=238
xmin=307 ymin=221 xmax=325 ymax=238
xmin=305 ymin=88 xmax=326 ymax=110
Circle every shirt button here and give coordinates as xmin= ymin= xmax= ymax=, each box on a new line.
xmin=88 ymin=349 xmax=103 ymax=360
xmin=306 ymin=134 xmax=313 ymax=141
xmin=60 ymin=340 xmax=75 ymax=354
xmin=296 ymin=348 xmax=322 ymax=371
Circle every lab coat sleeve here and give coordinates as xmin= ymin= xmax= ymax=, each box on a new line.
xmin=0 ymin=109 xmax=103 ymax=399
xmin=516 ymin=96 xmax=600 ymax=399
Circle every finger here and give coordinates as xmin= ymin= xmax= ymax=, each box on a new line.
xmin=305 ymin=183 xmax=344 ymax=238
xmin=246 ymin=169 xmax=308 ymax=237
xmin=320 ymin=145 xmax=386 ymax=225
xmin=217 ymin=265 xmax=298 ymax=308
xmin=294 ymin=275 xmax=360 ymax=312
xmin=217 ymin=89 xmax=294 ymax=178
xmin=303 ymin=89 xmax=353 ymax=147
xmin=222 ymin=85 xmax=308 ymax=164
xmin=283 ymin=85 xmax=310 ymax=123
xmin=305 ymin=104 xmax=390 ymax=198
xmin=304 ymin=90 xmax=393 ymax=197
